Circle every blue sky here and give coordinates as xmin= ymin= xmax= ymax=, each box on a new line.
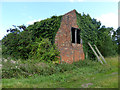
xmin=0 ymin=1 xmax=118 ymax=40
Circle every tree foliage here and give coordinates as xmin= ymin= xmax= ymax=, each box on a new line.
xmin=2 ymin=25 xmax=32 ymax=59
xmin=116 ymin=27 xmax=120 ymax=55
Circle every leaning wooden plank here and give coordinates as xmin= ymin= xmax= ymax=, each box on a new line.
xmin=94 ymin=45 xmax=107 ymax=64
xmin=88 ymin=42 xmax=103 ymax=64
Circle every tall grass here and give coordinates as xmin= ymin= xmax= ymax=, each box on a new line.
xmin=2 ymin=56 xmax=118 ymax=88
xmin=2 ymin=55 xmax=118 ymax=79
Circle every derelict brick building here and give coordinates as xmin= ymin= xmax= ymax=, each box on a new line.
xmin=55 ymin=9 xmax=85 ymax=64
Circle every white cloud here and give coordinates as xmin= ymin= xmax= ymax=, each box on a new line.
xmin=26 ymin=19 xmax=41 ymax=26
xmin=96 ymin=13 xmax=118 ymax=29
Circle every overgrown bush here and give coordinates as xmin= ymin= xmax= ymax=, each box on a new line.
xmin=29 ymin=38 xmax=60 ymax=62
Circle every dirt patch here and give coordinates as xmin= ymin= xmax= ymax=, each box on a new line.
xmin=111 ymin=72 xmax=118 ymax=75
xmin=106 ymin=72 xmax=118 ymax=77
xmin=35 ymin=62 xmax=48 ymax=68
xmin=81 ymin=83 xmax=93 ymax=88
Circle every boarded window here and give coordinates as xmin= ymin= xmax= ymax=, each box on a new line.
xmin=71 ymin=27 xmax=80 ymax=44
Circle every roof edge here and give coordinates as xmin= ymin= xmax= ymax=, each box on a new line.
xmin=63 ymin=9 xmax=78 ymax=16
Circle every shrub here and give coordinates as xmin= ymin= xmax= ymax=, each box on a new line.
xmin=55 ymin=63 xmax=75 ymax=73
xmin=2 ymin=59 xmax=23 ymax=78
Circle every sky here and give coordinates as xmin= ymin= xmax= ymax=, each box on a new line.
xmin=0 ymin=0 xmax=119 ymax=40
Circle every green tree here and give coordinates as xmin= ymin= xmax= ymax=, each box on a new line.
xmin=116 ymin=27 xmax=120 ymax=55
xmin=97 ymin=26 xmax=117 ymax=57
xmin=2 ymin=25 xmax=33 ymax=60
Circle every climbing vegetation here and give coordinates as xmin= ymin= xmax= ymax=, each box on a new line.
xmin=2 ymin=16 xmax=62 ymax=60
xmin=76 ymin=11 xmax=117 ymax=59
xmin=2 ymin=11 xmax=118 ymax=61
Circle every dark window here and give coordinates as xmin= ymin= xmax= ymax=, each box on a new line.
xmin=71 ymin=27 xmax=80 ymax=44
xmin=71 ymin=27 xmax=75 ymax=43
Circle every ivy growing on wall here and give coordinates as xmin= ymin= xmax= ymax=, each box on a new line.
xmin=2 ymin=11 xmax=117 ymax=60
xmin=27 ymin=15 xmax=62 ymax=44
xmin=2 ymin=15 xmax=62 ymax=60
xmin=76 ymin=11 xmax=117 ymax=59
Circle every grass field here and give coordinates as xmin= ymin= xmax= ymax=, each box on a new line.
xmin=2 ymin=56 xmax=118 ymax=88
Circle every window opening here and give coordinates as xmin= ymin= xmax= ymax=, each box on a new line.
xmin=71 ymin=27 xmax=75 ymax=43
xmin=71 ymin=27 xmax=80 ymax=44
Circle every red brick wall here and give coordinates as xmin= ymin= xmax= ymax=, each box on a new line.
xmin=55 ymin=10 xmax=85 ymax=64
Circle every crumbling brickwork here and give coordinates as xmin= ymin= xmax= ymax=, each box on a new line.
xmin=55 ymin=9 xmax=85 ymax=64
